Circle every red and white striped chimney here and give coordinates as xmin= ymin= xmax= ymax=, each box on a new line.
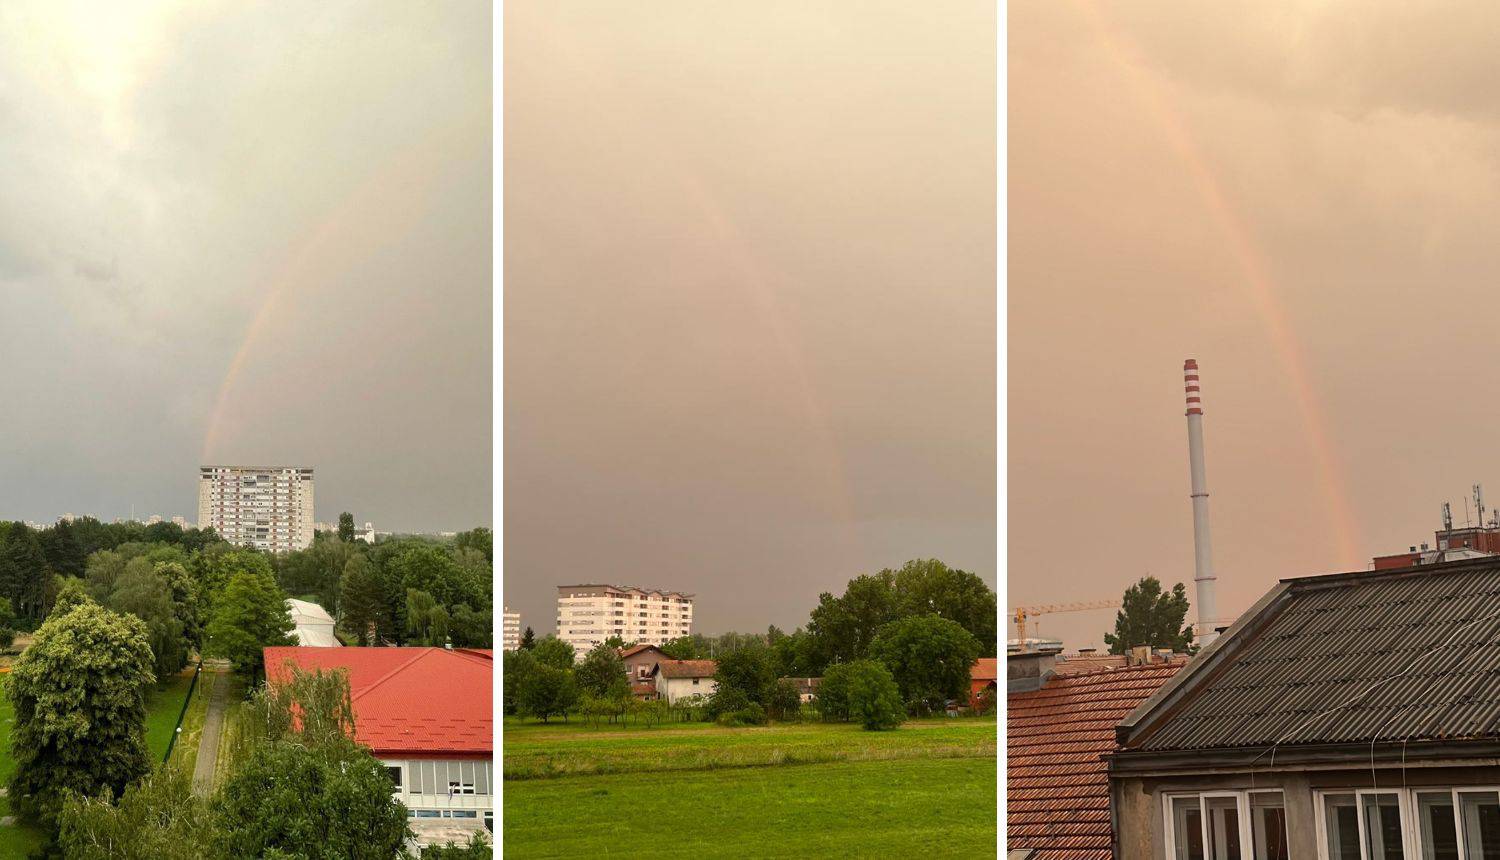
xmin=1184 ymin=359 xmax=1218 ymax=646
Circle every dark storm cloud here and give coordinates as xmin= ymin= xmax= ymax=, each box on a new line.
xmin=0 ymin=1 xmax=491 ymax=533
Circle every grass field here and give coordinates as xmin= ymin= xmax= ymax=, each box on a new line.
xmin=145 ymin=666 xmax=199 ymax=764
xmin=503 ymin=716 xmax=997 ymax=858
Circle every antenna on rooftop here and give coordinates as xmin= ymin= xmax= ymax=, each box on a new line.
xmin=1444 ymin=502 xmax=1454 ymax=531
xmin=1465 ymin=497 xmax=1473 ymax=528
xmin=1477 ymin=484 xmax=1486 ymax=530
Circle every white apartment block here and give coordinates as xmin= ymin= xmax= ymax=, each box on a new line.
xmin=198 ymin=466 xmax=316 ymax=552
xmin=502 ymin=608 xmax=522 ymax=651
xmin=556 ymin=584 xmax=694 ymax=656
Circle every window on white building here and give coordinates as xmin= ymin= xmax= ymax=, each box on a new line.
xmin=1166 ymin=791 xmax=1287 ymax=860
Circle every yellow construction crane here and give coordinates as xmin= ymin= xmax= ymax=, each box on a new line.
xmin=1012 ymin=600 xmax=1120 ymax=643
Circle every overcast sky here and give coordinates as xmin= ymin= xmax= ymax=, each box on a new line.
xmin=0 ymin=2 xmax=490 ymax=533
xmin=1012 ymin=0 xmax=1500 ymax=649
xmin=504 ymin=2 xmax=997 ymax=635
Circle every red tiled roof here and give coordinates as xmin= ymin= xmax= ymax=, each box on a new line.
xmin=264 ymin=646 xmax=492 ymax=758
xmin=971 ymin=657 xmax=998 ymax=681
xmin=1054 ymin=655 xmax=1129 ymax=675
xmin=653 ymin=659 xmax=716 ymax=679
xmin=1008 ymin=663 xmax=1183 ymax=860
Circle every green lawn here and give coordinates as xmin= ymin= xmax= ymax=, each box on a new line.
xmin=0 ymin=676 xmax=46 ymax=855
xmin=503 ymin=716 xmax=997 ymax=858
xmin=504 ymin=757 xmax=996 ymax=858
xmin=145 ymin=666 xmax=199 ymax=764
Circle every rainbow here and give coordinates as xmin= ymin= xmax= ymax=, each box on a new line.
xmin=1073 ymin=0 xmax=1363 ymax=567
xmin=200 ymin=115 xmax=482 ymax=465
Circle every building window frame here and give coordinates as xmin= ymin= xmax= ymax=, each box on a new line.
xmin=1312 ymin=786 xmax=1500 ymax=860
xmin=1162 ymin=788 xmax=1287 ymax=860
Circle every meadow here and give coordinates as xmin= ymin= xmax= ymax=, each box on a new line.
xmin=502 ymin=715 xmax=997 ymax=858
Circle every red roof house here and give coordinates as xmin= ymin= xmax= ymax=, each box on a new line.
xmin=1008 ymin=662 xmax=1183 ymax=860
xmin=970 ymin=657 xmax=999 ymax=708
xmin=263 ymin=646 xmax=493 ymax=757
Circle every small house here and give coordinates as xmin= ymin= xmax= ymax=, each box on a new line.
xmin=651 ymin=659 xmax=717 ymax=704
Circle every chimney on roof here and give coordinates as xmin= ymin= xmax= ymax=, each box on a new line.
xmin=1184 ymin=359 xmax=1219 ymax=647
xmin=1008 ymin=650 xmax=1057 ymax=693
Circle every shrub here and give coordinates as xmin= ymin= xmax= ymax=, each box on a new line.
xmin=715 ymin=702 xmax=767 ymax=727
xmin=974 ymin=686 xmax=997 ymax=716
xmin=767 ymin=678 xmax=801 ymax=721
xmin=0 ymin=628 xmax=14 ymax=649
xmin=816 ymin=664 xmax=853 ymax=722
xmin=706 ymin=686 xmax=751 ymax=720
xmin=838 ymin=659 xmax=904 ymax=731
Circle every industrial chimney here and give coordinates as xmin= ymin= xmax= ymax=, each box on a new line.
xmin=1184 ymin=359 xmax=1218 ymax=646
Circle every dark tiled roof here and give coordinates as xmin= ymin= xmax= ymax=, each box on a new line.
xmin=1134 ymin=559 xmax=1500 ymax=751
xmin=654 ymin=659 xmax=716 ymax=679
xmin=1009 ymin=664 xmax=1183 ymax=859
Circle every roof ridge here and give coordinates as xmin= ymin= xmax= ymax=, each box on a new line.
xmin=350 ymin=648 xmax=437 ymax=703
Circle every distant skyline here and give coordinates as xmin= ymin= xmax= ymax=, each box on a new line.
xmin=1012 ymin=1 xmax=1500 ymax=649
xmin=0 ymin=2 xmax=491 ymax=534
xmin=504 ymin=2 xmax=997 ymax=635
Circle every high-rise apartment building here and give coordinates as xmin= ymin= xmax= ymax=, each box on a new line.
xmin=556 ymin=584 xmax=694 ymax=655
xmin=502 ymin=607 xmax=522 ymax=651
xmin=198 ymin=466 xmax=316 ymax=552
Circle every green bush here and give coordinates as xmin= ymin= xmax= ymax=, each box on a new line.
xmin=767 ymin=678 xmax=801 ymax=721
xmin=714 ymin=702 xmax=767 ymax=727
xmin=706 ymin=686 xmax=751 ymax=720
xmin=824 ymin=660 xmax=904 ymax=731
xmin=0 ymin=627 xmax=15 ymax=649
xmin=974 ymin=686 xmax=997 ymax=716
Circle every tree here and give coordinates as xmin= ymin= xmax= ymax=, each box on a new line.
xmin=519 ymin=626 xmax=536 ymax=650
xmin=819 ymin=660 xmax=902 ymax=730
xmin=386 ymin=544 xmax=475 ymax=609
xmin=575 ymin=644 xmax=629 ymax=698
xmin=406 ymin=589 xmax=448 ymax=646
xmin=108 ymin=564 xmax=190 ymax=680
xmin=519 ymin=664 xmax=578 ymax=723
xmin=205 ymin=571 xmax=294 ymax=680
xmin=40 ymin=519 xmax=87 ymax=579
xmin=600 ymin=635 xmax=629 ymax=651
xmin=214 ymin=736 xmax=410 ymax=858
xmin=660 ymin=635 xmax=706 ymax=660
xmin=58 ymin=764 xmax=219 ymax=860
xmin=806 ymin=571 xmax=898 ymax=669
xmin=532 ymin=635 xmax=576 ymax=669
xmin=338 ymin=554 xmax=385 ymax=645
xmin=273 ymin=539 xmax=354 ymax=614
xmin=890 ymin=559 xmax=998 ymax=656
xmin=714 ymin=643 xmax=777 ymax=706
xmin=453 ymin=527 xmax=492 ymax=563
xmin=767 ymin=678 xmax=802 ymax=721
xmin=870 ymin=614 xmax=981 ymax=712
xmin=503 ymin=649 xmax=538 ymax=716
xmin=8 ymin=602 xmax=155 ymax=829
xmin=192 ymin=545 xmax=274 ymax=618
xmin=1103 ymin=576 xmax=1196 ymax=655
xmin=156 ymin=561 xmax=204 ymax=651
xmin=0 ymin=521 xmax=53 ymax=619
xmin=449 ymin=604 xmax=492 ymax=648
xmin=51 ymin=577 xmax=95 ymax=617
xmin=337 ymin=512 xmax=355 ymax=543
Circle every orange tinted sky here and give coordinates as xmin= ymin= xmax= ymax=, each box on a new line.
xmin=1011 ymin=1 xmax=1500 ymax=648
xmin=505 ymin=2 xmax=996 ymax=633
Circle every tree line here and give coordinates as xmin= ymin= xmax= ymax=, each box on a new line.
xmin=504 ymin=558 xmax=997 ymax=731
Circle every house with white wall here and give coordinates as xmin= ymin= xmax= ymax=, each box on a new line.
xmin=651 ymin=659 xmax=717 ymax=704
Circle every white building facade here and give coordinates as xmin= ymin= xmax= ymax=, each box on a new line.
xmin=502 ymin=608 xmax=521 ymax=651
xmin=287 ymin=599 xmax=340 ymax=647
xmin=198 ymin=466 xmax=315 ymax=552
xmin=381 ymin=757 xmax=493 ymax=833
xmin=556 ymin=584 xmax=694 ymax=655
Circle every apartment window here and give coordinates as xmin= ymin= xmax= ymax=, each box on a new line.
xmin=1166 ymin=791 xmax=1287 ymax=860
